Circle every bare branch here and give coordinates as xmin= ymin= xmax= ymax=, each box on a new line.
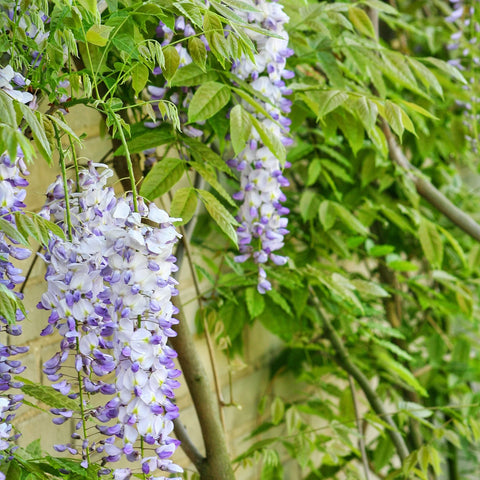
xmin=383 ymin=123 xmax=480 ymax=242
xmin=173 ymin=418 xmax=204 ymax=467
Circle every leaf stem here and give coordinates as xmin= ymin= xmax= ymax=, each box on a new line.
xmin=53 ymin=124 xmax=73 ymax=241
xmin=109 ymin=109 xmax=139 ymax=212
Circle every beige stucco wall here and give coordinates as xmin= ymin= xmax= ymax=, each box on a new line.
xmin=11 ymin=105 xmax=301 ymax=479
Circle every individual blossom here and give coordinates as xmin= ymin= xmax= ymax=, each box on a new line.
xmin=0 ymin=65 xmax=34 ymax=105
xmin=229 ymin=0 xmax=293 ymax=293
xmin=39 ymin=163 xmax=183 ymax=479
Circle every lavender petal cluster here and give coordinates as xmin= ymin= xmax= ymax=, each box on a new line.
xmin=446 ymin=0 xmax=480 ymax=152
xmin=38 ymin=163 xmax=183 ymax=479
xmin=0 ymin=65 xmax=34 ymax=105
xmin=0 ymin=65 xmax=33 ymax=462
xmin=229 ymin=0 xmax=293 ymax=293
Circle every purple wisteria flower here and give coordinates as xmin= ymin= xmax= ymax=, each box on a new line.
xmin=0 ymin=112 xmax=32 ymax=461
xmin=0 ymin=65 xmax=34 ymax=105
xmin=229 ymin=0 xmax=293 ymax=293
xmin=39 ymin=163 xmax=183 ymax=479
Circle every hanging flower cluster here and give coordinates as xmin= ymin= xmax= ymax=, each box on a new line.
xmin=38 ymin=163 xmax=183 ymax=479
xmin=229 ymin=0 xmax=293 ymax=293
xmin=446 ymin=0 xmax=480 ymax=152
xmin=0 ymin=66 xmax=33 ymax=465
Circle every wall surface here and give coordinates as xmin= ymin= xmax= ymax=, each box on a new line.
xmin=12 ymin=105 xmax=301 ymax=479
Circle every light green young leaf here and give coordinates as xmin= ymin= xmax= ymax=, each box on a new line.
xmin=188 ymin=36 xmax=207 ymax=71
xmin=16 ymin=376 xmax=79 ymax=411
xmin=230 ymin=104 xmax=252 ymax=155
xmin=352 ymin=96 xmax=378 ymax=131
xmin=316 ymin=90 xmax=349 ymax=119
xmin=188 ymin=81 xmax=231 ymax=123
xmin=249 ymin=114 xmax=286 ymax=164
xmin=245 ymin=287 xmax=265 ymax=318
xmin=418 ymin=217 xmax=443 ymax=268
xmin=190 ymin=161 xmax=235 ymax=206
xmin=348 ymin=6 xmax=377 ymax=38
xmin=139 ymin=158 xmax=184 ymax=200
xmin=163 ymin=45 xmax=180 ymax=81
xmin=422 ymin=56 xmax=468 ymax=84
xmin=86 ymin=24 xmax=113 ymax=47
xmin=198 ymin=189 xmax=239 ymax=247
xmin=334 ymin=202 xmax=369 ymax=235
xmin=271 ymin=397 xmax=285 ymax=426
xmin=170 ymin=187 xmax=198 ymax=225
xmin=318 ymin=200 xmax=337 ymax=231
xmin=384 ymin=100 xmax=405 ymax=138
xmin=0 ymin=90 xmax=17 ymax=127
xmin=131 ymin=63 xmax=149 ymax=96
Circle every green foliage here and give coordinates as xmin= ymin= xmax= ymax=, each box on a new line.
xmin=3 ymin=0 xmax=480 ymax=479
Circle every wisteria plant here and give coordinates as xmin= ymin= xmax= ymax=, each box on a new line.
xmin=2 ymin=0 xmax=480 ymax=479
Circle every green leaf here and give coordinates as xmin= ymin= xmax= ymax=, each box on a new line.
xmin=183 ymin=137 xmax=233 ymax=176
xmin=376 ymin=352 xmax=428 ymax=396
xmin=188 ymin=36 xmax=207 ymax=71
xmin=408 ymin=57 xmax=443 ymax=97
xmin=334 ymin=202 xmax=369 ymax=236
xmin=271 ymin=397 xmax=285 ymax=425
xmin=85 ymin=24 xmax=113 ymax=46
xmin=267 ymin=289 xmax=293 ymax=316
xmin=114 ymin=124 xmax=174 ymax=155
xmin=170 ymin=187 xmax=198 ymax=225
xmin=131 ymin=63 xmax=149 ymax=96
xmin=197 ymin=189 xmax=238 ymax=246
xmin=163 ymin=45 xmax=180 ymax=81
xmin=47 ymin=115 xmax=81 ymax=142
xmin=188 ymin=81 xmax=231 ymax=123
xmin=307 ymin=158 xmax=322 ymax=186
xmin=422 ymin=56 xmax=467 ymax=84
xmin=0 ymin=218 xmax=29 ymax=246
xmin=190 ymin=160 xmax=235 ymax=206
xmin=245 ymin=287 xmax=265 ymax=318
xmin=352 ymin=96 xmax=378 ymax=131
xmin=230 ymin=104 xmax=252 ymax=155
xmin=314 ymin=90 xmax=349 ymax=119
xmin=384 ymin=100 xmax=404 ymax=138
xmin=351 ymin=279 xmax=389 ymax=298
xmin=318 ymin=200 xmax=337 ymax=231
xmin=0 ymin=95 xmax=16 ymax=126
xmin=418 ymin=217 xmax=443 ymax=268
xmin=16 ymin=376 xmax=79 ymax=411
xmin=0 ymin=285 xmax=19 ymax=325
xmin=33 ymin=215 xmax=65 ymax=241
xmin=249 ymin=114 xmax=286 ymax=164
xmin=17 ymin=104 xmax=52 ymax=163
xmin=139 ymin=158 xmax=184 ymax=200
xmin=170 ymin=63 xmax=217 ymax=87
xmin=348 ymin=6 xmax=377 ymax=38
xmin=334 ymin=109 xmax=365 ymax=155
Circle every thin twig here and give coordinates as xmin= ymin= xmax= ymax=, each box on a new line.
xmin=348 ymin=375 xmax=372 ymax=480
xmin=20 ymin=245 xmax=42 ymax=294
xmin=382 ymin=122 xmax=480 ymax=242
